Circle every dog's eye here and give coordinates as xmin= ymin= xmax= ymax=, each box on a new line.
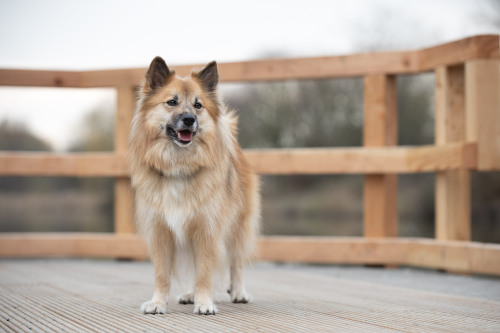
xmin=166 ymin=100 xmax=177 ymax=106
xmin=194 ymin=102 xmax=203 ymax=110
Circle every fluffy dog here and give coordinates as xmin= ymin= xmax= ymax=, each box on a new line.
xmin=129 ymin=57 xmax=260 ymax=315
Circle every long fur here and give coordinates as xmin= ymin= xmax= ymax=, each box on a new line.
xmin=129 ymin=58 xmax=260 ymax=315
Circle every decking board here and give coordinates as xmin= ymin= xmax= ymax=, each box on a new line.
xmin=1 ymin=260 xmax=499 ymax=332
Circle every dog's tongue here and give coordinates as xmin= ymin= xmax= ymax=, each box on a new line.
xmin=178 ymin=130 xmax=193 ymax=142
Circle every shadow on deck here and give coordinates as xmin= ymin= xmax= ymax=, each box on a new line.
xmin=1 ymin=260 xmax=499 ymax=332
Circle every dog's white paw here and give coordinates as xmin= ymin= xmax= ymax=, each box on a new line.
xmin=230 ymin=289 xmax=251 ymax=303
xmin=141 ymin=300 xmax=167 ymax=314
xmin=194 ymin=300 xmax=218 ymax=315
xmin=177 ymin=292 xmax=195 ymax=304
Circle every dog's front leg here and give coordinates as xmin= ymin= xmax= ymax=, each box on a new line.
xmin=141 ymin=223 xmax=175 ymax=314
xmin=192 ymin=235 xmax=218 ymax=315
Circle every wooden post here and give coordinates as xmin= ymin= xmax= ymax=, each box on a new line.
xmin=363 ymin=75 xmax=398 ymax=238
xmin=114 ymin=86 xmax=136 ymax=234
xmin=435 ymin=65 xmax=470 ymax=241
xmin=465 ymin=59 xmax=500 ymax=170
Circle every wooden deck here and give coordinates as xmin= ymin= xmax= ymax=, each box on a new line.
xmin=1 ymin=260 xmax=499 ymax=332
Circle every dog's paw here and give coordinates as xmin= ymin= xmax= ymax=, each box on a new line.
xmin=230 ymin=289 xmax=251 ymax=303
xmin=177 ymin=292 xmax=195 ymax=304
xmin=194 ymin=300 xmax=218 ymax=315
xmin=141 ymin=300 xmax=167 ymax=314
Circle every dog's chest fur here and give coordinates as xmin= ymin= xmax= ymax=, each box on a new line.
xmin=160 ymin=178 xmax=193 ymax=240
xmin=148 ymin=171 xmax=224 ymax=243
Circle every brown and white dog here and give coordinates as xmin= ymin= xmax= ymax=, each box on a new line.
xmin=129 ymin=57 xmax=260 ymax=315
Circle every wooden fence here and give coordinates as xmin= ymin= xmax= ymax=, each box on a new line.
xmin=1 ymin=35 xmax=499 ymax=276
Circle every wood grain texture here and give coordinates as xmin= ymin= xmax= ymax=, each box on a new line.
xmin=1 ymin=233 xmax=499 ymax=276
xmin=363 ymin=74 xmax=398 ymax=238
xmin=0 ymin=35 xmax=498 ymax=87
xmin=465 ymin=59 xmax=500 ymax=170
xmin=0 ymin=143 xmax=477 ymax=176
xmin=0 ymin=152 xmax=128 ymax=176
xmin=114 ymin=86 xmax=136 ymax=234
xmin=363 ymin=75 xmax=397 ymax=147
xmin=364 ymin=175 xmax=398 ymax=237
xmin=2 ymin=260 xmax=499 ymax=332
xmin=0 ymin=69 xmax=80 ymax=87
xmin=418 ymin=34 xmax=500 ymax=70
xmin=435 ymin=65 xmax=470 ymax=241
xmin=0 ymin=233 xmax=146 ymax=259
xmin=114 ymin=179 xmax=135 ymax=234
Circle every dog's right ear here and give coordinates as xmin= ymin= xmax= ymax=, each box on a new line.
xmin=144 ymin=56 xmax=171 ymax=92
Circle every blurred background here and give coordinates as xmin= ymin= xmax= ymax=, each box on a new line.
xmin=0 ymin=0 xmax=499 ymax=242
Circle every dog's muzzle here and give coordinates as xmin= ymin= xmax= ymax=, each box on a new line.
xmin=166 ymin=113 xmax=198 ymax=146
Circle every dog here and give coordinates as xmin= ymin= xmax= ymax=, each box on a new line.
xmin=129 ymin=57 xmax=260 ymax=315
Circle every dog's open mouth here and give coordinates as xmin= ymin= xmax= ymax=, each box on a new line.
xmin=167 ymin=126 xmax=196 ymax=145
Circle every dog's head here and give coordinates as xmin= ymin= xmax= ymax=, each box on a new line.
xmin=138 ymin=56 xmax=220 ymax=148
xmin=130 ymin=57 xmax=231 ymax=178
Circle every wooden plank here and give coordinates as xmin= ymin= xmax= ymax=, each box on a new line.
xmin=0 ymin=233 xmax=79 ymax=257
xmin=76 ymin=233 xmax=146 ymax=258
xmin=0 ymin=69 xmax=80 ymax=87
xmin=364 ymin=175 xmax=398 ymax=237
xmin=245 ymin=143 xmax=477 ymax=174
xmin=419 ymin=34 xmax=500 ymax=71
xmin=435 ymin=65 xmax=470 ymax=241
xmin=77 ymin=35 xmax=500 ymax=86
xmin=465 ymin=59 xmax=500 ymax=170
xmin=0 ymin=143 xmax=477 ymax=177
xmin=79 ymin=68 xmax=146 ymax=88
xmin=0 ymin=152 xmax=128 ymax=176
xmin=259 ymin=237 xmax=500 ymax=276
xmin=363 ymin=74 xmax=398 ymax=238
xmin=435 ymin=171 xmax=470 ymax=240
xmin=406 ymin=239 xmax=500 ymax=276
xmin=114 ymin=180 xmax=135 ymax=234
xmin=74 ymin=52 xmax=418 ymax=87
xmin=66 ymin=35 xmax=500 ymax=86
xmin=213 ymin=51 xmax=418 ymax=82
xmin=1 ymin=233 xmax=499 ymax=276
xmin=406 ymin=142 xmax=477 ymax=171
xmin=3 ymin=260 xmax=500 ymax=332
xmin=114 ymin=86 xmax=136 ymax=234
xmin=363 ymin=75 xmax=397 ymax=146
xmin=436 ymin=66 xmax=466 ymax=144
xmin=1 ymin=35 xmax=498 ymax=88
xmin=258 ymin=236 xmax=407 ymax=265
xmin=0 ymin=233 xmax=147 ymax=259
xmin=244 ymin=146 xmax=405 ymax=174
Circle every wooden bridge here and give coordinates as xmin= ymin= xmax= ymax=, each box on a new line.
xmin=1 ymin=35 xmax=500 ymax=332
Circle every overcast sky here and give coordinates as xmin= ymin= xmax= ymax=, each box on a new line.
xmin=0 ymin=0 xmax=498 ymax=150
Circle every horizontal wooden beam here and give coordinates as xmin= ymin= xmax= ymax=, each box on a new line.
xmin=0 ymin=233 xmax=498 ymax=276
xmin=418 ymin=34 xmax=499 ymax=71
xmin=244 ymin=143 xmax=476 ymax=174
xmin=0 ymin=233 xmax=147 ymax=260
xmin=258 ymin=236 xmax=500 ymax=276
xmin=0 ymin=152 xmax=128 ymax=177
xmin=0 ymin=143 xmax=476 ymax=177
xmin=79 ymin=68 xmax=145 ymax=88
xmin=0 ymin=35 xmax=497 ymax=87
xmin=0 ymin=69 xmax=81 ymax=87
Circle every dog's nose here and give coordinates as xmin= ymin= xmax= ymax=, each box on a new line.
xmin=181 ymin=114 xmax=196 ymax=126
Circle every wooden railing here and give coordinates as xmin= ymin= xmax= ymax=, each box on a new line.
xmin=1 ymin=35 xmax=499 ymax=275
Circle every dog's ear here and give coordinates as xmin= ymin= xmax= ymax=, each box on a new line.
xmin=145 ymin=56 xmax=171 ymax=91
xmin=195 ymin=61 xmax=219 ymax=93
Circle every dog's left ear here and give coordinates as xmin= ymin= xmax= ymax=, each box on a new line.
xmin=146 ymin=56 xmax=171 ymax=91
xmin=195 ymin=61 xmax=219 ymax=93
